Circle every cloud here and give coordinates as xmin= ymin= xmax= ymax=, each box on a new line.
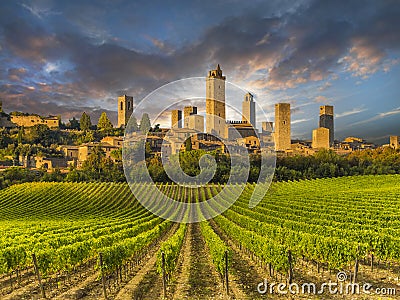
xmin=292 ymin=118 xmax=312 ymax=124
xmin=0 ymin=0 xmax=400 ymax=123
xmin=351 ymin=107 xmax=400 ymax=126
xmin=314 ymin=95 xmax=329 ymax=103
xmin=335 ymin=107 xmax=367 ymax=118
xmin=20 ymin=3 xmax=60 ymax=19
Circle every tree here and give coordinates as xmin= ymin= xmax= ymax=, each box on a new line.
xmin=28 ymin=124 xmax=53 ymax=146
xmin=68 ymin=117 xmax=80 ymax=130
xmin=185 ymin=137 xmax=192 ymax=151
xmin=0 ymin=128 xmax=12 ymax=148
xmin=140 ymin=113 xmax=151 ymax=133
xmin=97 ymin=112 xmax=113 ymax=132
xmin=82 ymin=146 xmax=105 ymax=179
xmin=80 ymin=112 xmax=91 ymax=131
xmin=130 ymin=115 xmax=139 ymax=131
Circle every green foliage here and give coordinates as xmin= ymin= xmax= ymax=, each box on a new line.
xmin=77 ymin=147 xmax=125 ymax=182
xmin=156 ymin=223 xmax=186 ymax=278
xmin=129 ymin=115 xmax=139 ymax=131
xmin=67 ymin=117 xmax=80 ymax=130
xmin=97 ymin=112 xmax=113 ymax=133
xmin=0 ymin=167 xmax=43 ymax=190
xmin=185 ymin=137 xmax=192 ymax=151
xmin=1 ymin=177 xmax=400 ymax=279
xmin=0 ymin=128 xmax=12 ymax=148
xmin=80 ymin=112 xmax=91 ymax=132
xmin=200 ymin=221 xmax=230 ymax=275
xmin=139 ymin=113 xmax=151 ymax=133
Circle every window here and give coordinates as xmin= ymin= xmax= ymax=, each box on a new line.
xmin=120 ymin=102 xmax=123 ymax=110
xmin=283 ymin=121 xmax=287 ymax=125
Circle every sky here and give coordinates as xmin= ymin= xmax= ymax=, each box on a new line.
xmin=0 ymin=0 xmax=399 ymax=144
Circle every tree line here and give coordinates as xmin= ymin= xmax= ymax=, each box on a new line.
xmin=1 ymin=147 xmax=399 ymax=189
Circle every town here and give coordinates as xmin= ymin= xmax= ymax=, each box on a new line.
xmin=0 ymin=65 xmax=399 ymax=184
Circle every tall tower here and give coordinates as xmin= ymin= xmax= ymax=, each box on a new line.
xmin=390 ymin=136 xmax=399 ymax=149
xmin=206 ymin=64 xmax=226 ymax=138
xmin=118 ymin=95 xmax=133 ymax=128
xmin=319 ymin=105 xmax=334 ymax=146
xmin=171 ymin=110 xmax=182 ymax=128
xmin=242 ymin=92 xmax=256 ymax=127
xmin=183 ymin=106 xmax=197 ymax=128
xmin=274 ymin=103 xmax=291 ymax=151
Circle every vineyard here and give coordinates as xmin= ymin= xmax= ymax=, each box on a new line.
xmin=0 ymin=175 xmax=400 ymax=299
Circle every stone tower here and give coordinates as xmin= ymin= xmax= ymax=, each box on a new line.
xmin=183 ymin=106 xmax=197 ymax=128
xmin=274 ymin=103 xmax=291 ymax=151
xmin=118 ymin=95 xmax=134 ymax=128
xmin=262 ymin=121 xmax=273 ymax=134
xmin=206 ymin=64 xmax=226 ymax=138
xmin=312 ymin=127 xmax=330 ymax=149
xmin=171 ymin=110 xmax=182 ymax=128
xmin=242 ymin=92 xmax=256 ymax=127
xmin=390 ymin=136 xmax=399 ymax=149
xmin=319 ymin=105 xmax=334 ymax=146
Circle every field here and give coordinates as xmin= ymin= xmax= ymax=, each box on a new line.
xmin=0 ymin=175 xmax=400 ymax=299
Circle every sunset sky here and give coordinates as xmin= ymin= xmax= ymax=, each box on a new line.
xmin=0 ymin=0 xmax=399 ymax=143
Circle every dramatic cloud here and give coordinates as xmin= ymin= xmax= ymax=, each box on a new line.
xmin=335 ymin=107 xmax=367 ymax=118
xmin=0 ymin=0 xmax=399 ymax=139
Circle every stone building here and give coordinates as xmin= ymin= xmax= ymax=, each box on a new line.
xmin=390 ymin=136 xmax=399 ymax=149
xmin=262 ymin=122 xmax=273 ymax=134
xmin=183 ymin=106 xmax=197 ymax=128
xmin=171 ymin=110 xmax=182 ymax=128
xmin=206 ymin=64 xmax=226 ymax=138
xmin=312 ymin=127 xmax=330 ymax=149
xmin=101 ymin=136 xmax=123 ymax=147
xmin=77 ymin=142 xmax=120 ymax=168
xmin=10 ymin=115 xmax=59 ymax=128
xmin=35 ymin=156 xmax=68 ymax=170
xmin=274 ymin=103 xmax=291 ymax=151
xmin=118 ymin=95 xmax=133 ymax=128
xmin=319 ymin=105 xmax=334 ymax=146
xmin=187 ymin=114 xmax=204 ymax=132
xmin=242 ymin=92 xmax=255 ymax=128
xmin=225 ymin=121 xmax=258 ymax=141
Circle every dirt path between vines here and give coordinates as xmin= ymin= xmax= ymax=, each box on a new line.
xmin=114 ymin=224 xmax=179 ymax=300
xmin=171 ymin=223 xmax=192 ymax=300
xmin=185 ymin=222 xmax=227 ymax=300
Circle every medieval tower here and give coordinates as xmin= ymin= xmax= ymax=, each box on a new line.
xmin=242 ymin=92 xmax=256 ymax=127
xmin=171 ymin=109 xmax=182 ymax=128
xmin=118 ymin=95 xmax=133 ymax=128
xmin=274 ymin=103 xmax=291 ymax=151
xmin=183 ymin=106 xmax=197 ymax=128
xmin=206 ymin=64 xmax=226 ymax=138
xmin=319 ymin=105 xmax=334 ymax=146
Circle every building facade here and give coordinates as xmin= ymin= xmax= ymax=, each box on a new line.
xmin=319 ymin=105 xmax=334 ymax=146
xmin=10 ymin=115 xmax=59 ymax=128
xmin=187 ymin=114 xmax=204 ymax=132
xmin=183 ymin=106 xmax=197 ymax=128
xmin=171 ymin=110 xmax=182 ymax=128
xmin=118 ymin=95 xmax=134 ymax=128
xmin=312 ymin=127 xmax=330 ymax=149
xmin=242 ymin=92 xmax=256 ymax=128
xmin=206 ymin=64 xmax=226 ymax=138
xmin=274 ymin=103 xmax=291 ymax=151
xmin=390 ymin=136 xmax=399 ymax=149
